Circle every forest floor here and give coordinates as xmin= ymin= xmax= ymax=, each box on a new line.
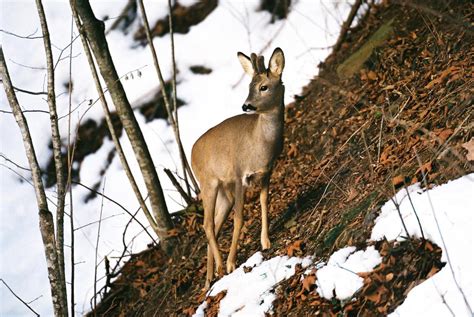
xmin=90 ymin=1 xmax=473 ymax=316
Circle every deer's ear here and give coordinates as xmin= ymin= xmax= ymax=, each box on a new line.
xmin=238 ymin=52 xmax=255 ymax=77
xmin=269 ymin=47 xmax=285 ymax=77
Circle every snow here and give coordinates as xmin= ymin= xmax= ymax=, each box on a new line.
xmin=194 ymin=175 xmax=473 ymax=316
xmin=316 ymin=246 xmax=381 ymax=300
xmin=372 ymin=174 xmax=474 ymax=316
xmin=1 ymin=0 xmax=351 ymax=315
xmin=193 ymin=252 xmax=313 ymax=317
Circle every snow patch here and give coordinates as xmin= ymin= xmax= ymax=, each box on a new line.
xmin=193 ymin=252 xmax=312 ymax=317
xmin=316 ymin=246 xmax=382 ymax=300
xmin=371 ymin=174 xmax=474 ymax=316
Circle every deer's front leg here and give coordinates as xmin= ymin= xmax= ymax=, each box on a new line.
xmin=260 ymin=175 xmax=271 ymax=250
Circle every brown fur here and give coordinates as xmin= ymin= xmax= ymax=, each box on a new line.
xmin=191 ymin=48 xmax=285 ymax=289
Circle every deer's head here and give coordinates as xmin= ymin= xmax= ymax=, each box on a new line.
xmin=238 ymin=47 xmax=285 ymax=114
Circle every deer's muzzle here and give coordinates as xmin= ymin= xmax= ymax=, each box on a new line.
xmin=242 ymin=104 xmax=257 ymax=112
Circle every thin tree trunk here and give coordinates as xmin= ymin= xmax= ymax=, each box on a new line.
xmin=34 ymin=1 xmax=68 ymax=307
xmin=333 ymin=0 xmax=363 ymax=53
xmin=71 ymin=0 xmax=175 ymax=253
xmin=70 ymin=3 xmax=162 ymax=236
xmin=0 ymin=48 xmax=68 ymax=317
xmin=138 ymin=0 xmax=199 ymax=195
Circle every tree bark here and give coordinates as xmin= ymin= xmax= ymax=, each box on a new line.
xmin=71 ymin=0 xmax=175 ymax=252
xmin=35 ymin=0 xmax=67 ymax=305
xmin=70 ymin=3 xmax=161 ymax=237
xmin=0 ymin=48 xmax=68 ymax=317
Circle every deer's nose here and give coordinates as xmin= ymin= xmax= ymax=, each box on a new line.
xmin=242 ymin=104 xmax=257 ymax=112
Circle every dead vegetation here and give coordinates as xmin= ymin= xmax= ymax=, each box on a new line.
xmin=89 ymin=0 xmax=473 ymax=315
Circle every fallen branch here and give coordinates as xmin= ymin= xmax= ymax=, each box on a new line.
xmin=164 ymin=168 xmax=193 ymax=206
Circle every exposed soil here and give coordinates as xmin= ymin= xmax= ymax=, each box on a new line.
xmin=133 ymin=0 xmax=218 ymax=45
xmin=89 ymin=0 xmax=473 ymax=316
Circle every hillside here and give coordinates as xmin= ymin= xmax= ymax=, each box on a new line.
xmin=91 ymin=0 xmax=473 ymax=316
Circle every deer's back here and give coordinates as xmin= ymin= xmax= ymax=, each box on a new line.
xmin=191 ymin=113 xmax=282 ymax=186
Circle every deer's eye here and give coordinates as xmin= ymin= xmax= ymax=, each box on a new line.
xmin=260 ymin=85 xmax=268 ymax=92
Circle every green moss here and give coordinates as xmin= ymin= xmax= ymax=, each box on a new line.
xmin=323 ymin=192 xmax=378 ymax=248
xmin=337 ymin=18 xmax=395 ymax=78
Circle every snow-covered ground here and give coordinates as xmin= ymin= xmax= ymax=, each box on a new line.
xmin=0 ymin=0 xmax=352 ymax=315
xmin=193 ymin=174 xmax=473 ymax=316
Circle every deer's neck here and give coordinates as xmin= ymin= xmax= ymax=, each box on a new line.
xmin=256 ymin=102 xmax=284 ymax=143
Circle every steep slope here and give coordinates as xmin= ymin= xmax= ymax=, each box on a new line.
xmin=91 ymin=0 xmax=473 ymax=315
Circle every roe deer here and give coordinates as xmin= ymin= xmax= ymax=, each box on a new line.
xmin=191 ymin=47 xmax=285 ymax=289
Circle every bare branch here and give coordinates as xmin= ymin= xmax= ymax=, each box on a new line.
xmin=93 ymin=180 xmax=106 ymax=315
xmin=0 ymin=28 xmax=43 ymax=39
xmin=164 ymin=168 xmax=193 ymax=205
xmin=66 ymin=15 xmax=76 ymax=316
xmin=72 ymin=181 xmax=157 ymax=244
xmin=0 ymin=279 xmax=40 ymax=316
xmin=333 ymin=0 xmax=362 ymax=53
xmin=138 ymin=0 xmax=199 ymax=196
xmin=1 ymin=47 xmax=66 ymax=317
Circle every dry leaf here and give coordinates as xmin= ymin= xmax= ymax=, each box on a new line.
xmin=287 ymin=240 xmax=304 ymax=257
xmin=425 ymin=66 xmax=460 ymax=89
xmin=302 ymin=274 xmax=316 ymax=292
xmin=287 ymin=143 xmax=298 ymax=158
xmin=461 ymin=138 xmax=474 ymax=161
xmin=367 ymin=70 xmax=378 ymax=80
xmin=346 ymin=188 xmax=358 ymax=202
xmin=437 ymin=128 xmax=453 ymax=143
xmin=416 ymin=162 xmax=432 ymax=175
xmin=392 ymin=175 xmax=405 ymax=187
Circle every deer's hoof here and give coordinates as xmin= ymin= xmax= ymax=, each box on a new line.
xmin=261 ymin=237 xmax=271 ymax=250
xmin=226 ymin=261 xmax=236 ymax=273
xmin=216 ymin=264 xmax=225 ymax=278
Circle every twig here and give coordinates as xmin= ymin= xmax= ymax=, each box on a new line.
xmin=0 ymin=28 xmax=43 ymax=39
xmin=0 ymin=279 xmax=40 ymax=316
xmin=74 ymin=213 xmax=123 ymax=231
xmin=0 ymin=109 xmax=50 ymax=115
xmin=93 ymin=179 xmax=106 ymax=316
xmin=0 ymin=153 xmax=31 ymax=171
xmin=414 ymin=148 xmax=472 ymax=314
xmin=72 ymin=181 xmax=157 ymax=244
xmin=389 ymin=196 xmax=410 ymax=239
xmin=66 ymin=15 xmax=76 ymax=316
xmin=164 ymin=168 xmax=193 ymax=205
xmin=404 ymin=187 xmax=425 ymax=240
xmin=376 ymin=115 xmax=384 ymax=166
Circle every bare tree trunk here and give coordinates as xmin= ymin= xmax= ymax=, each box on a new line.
xmin=70 ymin=0 xmax=175 ymax=253
xmin=34 ymin=0 xmax=68 ymax=306
xmin=138 ymin=0 xmax=199 ymax=196
xmin=0 ymin=48 xmax=68 ymax=317
xmin=70 ymin=3 xmax=162 ymax=237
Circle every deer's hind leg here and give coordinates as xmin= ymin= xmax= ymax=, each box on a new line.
xmin=205 ymin=186 xmax=234 ymax=289
xmin=227 ymin=182 xmax=244 ymax=273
